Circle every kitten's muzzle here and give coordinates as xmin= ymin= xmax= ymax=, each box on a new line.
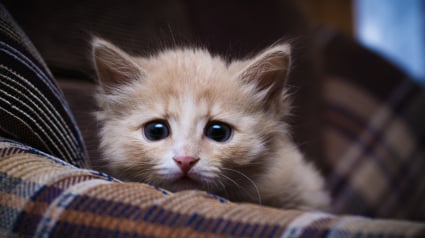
xmin=173 ymin=156 xmax=199 ymax=174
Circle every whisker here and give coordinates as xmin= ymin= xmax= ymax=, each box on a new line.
xmin=216 ymin=179 xmax=229 ymax=198
xmin=209 ymin=178 xmax=231 ymax=200
xmin=221 ymin=168 xmax=262 ymax=205
xmin=204 ymin=180 xmax=211 ymax=192
xmin=218 ymin=173 xmax=259 ymax=204
xmin=219 ymin=173 xmax=242 ymax=188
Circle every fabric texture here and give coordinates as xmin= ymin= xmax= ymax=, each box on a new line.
xmin=1 ymin=142 xmax=424 ymax=237
xmin=320 ymin=33 xmax=425 ymax=221
xmin=0 ymin=4 xmax=87 ymax=168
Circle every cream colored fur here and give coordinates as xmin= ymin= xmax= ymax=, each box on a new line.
xmin=92 ymin=38 xmax=329 ymax=210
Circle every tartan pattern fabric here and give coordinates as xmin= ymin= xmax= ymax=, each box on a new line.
xmin=1 ymin=142 xmax=424 ymax=237
xmin=321 ymin=34 xmax=425 ymax=222
xmin=0 ymin=4 xmax=87 ymax=168
xmin=324 ymin=77 xmax=425 ymax=220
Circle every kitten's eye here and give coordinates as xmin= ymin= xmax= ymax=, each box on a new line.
xmin=143 ymin=120 xmax=170 ymax=141
xmin=205 ymin=121 xmax=232 ymax=142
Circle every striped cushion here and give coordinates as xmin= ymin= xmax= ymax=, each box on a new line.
xmin=0 ymin=3 xmax=87 ymax=168
xmin=1 ymin=143 xmax=424 ymax=237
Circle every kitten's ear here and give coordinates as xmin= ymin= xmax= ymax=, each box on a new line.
xmin=92 ymin=38 xmax=143 ymax=91
xmin=238 ymin=44 xmax=291 ymax=106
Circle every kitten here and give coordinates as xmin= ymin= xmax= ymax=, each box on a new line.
xmin=92 ymin=38 xmax=329 ymax=210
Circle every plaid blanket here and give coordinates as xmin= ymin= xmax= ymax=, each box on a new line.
xmin=321 ymin=33 xmax=425 ymax=221
xmin=0 ymin=4 xmax=87 ymax=168
xmin=1 ymin=3 xmax=425 ymax=237
xmin=1 ymin=141 xmax=424 ymax=237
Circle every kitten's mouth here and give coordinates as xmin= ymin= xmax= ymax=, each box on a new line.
xmin=177 ymin=175 xmax=197 ymax=184
xmin=170 ymin=176 xmax=201 ymax=191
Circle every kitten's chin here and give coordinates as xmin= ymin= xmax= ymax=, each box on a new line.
xmin=165 ymin=177 xmax=202 ymax=192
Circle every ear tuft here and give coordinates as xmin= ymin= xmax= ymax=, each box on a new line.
xmin=92 ymin=37 xmax=143 ymax=91
xmin=238 ymin=43 xmax=291 ymax=108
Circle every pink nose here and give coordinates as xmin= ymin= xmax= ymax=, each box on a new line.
xmin=173 ymin=156 xmax=199 ymax=174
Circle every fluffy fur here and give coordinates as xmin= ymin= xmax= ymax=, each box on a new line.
xmin=92 ymin=38 xmax=329 ymax=210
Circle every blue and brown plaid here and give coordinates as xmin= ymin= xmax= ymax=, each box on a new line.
xmin=321 ymin=35 xmax=425 ymax=221
xmin=1 ymin=141 xmax=424 ymax=237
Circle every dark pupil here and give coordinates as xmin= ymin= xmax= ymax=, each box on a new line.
xmin=205 ymin=122 xmax=232 ymax=142
xmin=144 ymin=121 xmax=169 ymax=141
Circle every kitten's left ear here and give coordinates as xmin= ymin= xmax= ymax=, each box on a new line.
xmin=238 ymin=44 xmax=291 ymax=108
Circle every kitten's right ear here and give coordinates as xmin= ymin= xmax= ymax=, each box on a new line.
xmin=92 ymin=38 xmax=143 ymax=91
xmin=237 ymin=44 xmax=291 ymax=113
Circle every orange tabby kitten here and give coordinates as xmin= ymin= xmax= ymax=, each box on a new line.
xmin=92 ymin=38 xmax=329 ymax=210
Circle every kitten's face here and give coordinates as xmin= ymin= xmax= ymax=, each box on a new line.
xmin=93 ymin=39 xmax=291 ymax=198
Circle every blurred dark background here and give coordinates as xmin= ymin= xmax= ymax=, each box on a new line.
xmin=301 ymin=0 xmax=425 ymax=85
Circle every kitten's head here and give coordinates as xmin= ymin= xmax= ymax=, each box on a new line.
xmin=93 ymin=38 xmax=292 ymax=198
